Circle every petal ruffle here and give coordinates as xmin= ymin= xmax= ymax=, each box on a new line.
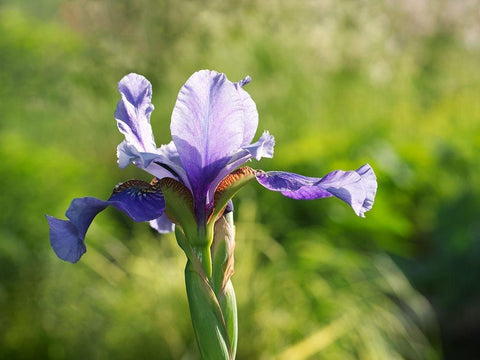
xmin=115 ymin=73 xmax=157 ymax=153
xmin=171 ymin=70 xmax=258 ymax=202
xmin=234 ymin=75 xmax=259 ymax=146
xmin=255 ymin=164 xmax=377 ymax=217
xmin=243 ymin=130 xmax=275 ymax=160
xmin=118 ymin=140 xmax=190 ymax=187
xmin=46 ymin=180 xmax=166 ymax=263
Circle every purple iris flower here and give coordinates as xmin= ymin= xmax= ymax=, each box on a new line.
xmin=47 ymin=70 xmax=377 ymax=263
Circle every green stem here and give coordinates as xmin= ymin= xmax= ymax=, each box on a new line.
xmin=192 ymin=244 xmax=212 ymax=279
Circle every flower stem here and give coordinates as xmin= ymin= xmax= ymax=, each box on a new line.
xmin=192 ymin=244 xmax=212 ymax=279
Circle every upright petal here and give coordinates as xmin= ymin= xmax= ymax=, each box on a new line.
xmin=47 ymin=179 xmax=166 ymax=263
xmin=234 ymin=76 xmax=258 ymax=146
xmin=255 ymin=164 xmax=377 ymax=217
xmin=115 ymin=73 xmax=156 ymax=152
xmin=171 ymin=70 xmax=258 ymax=202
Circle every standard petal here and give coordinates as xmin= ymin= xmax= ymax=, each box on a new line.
xmin=234 ymin=75 xmax=258 ymax=146
xmin=47 ymin=180 xmax=166 ymax=263
xmin=255 ymin=164 xmax=377 ymax=217
xmin=115 ymin=73 xmax=157 ymax=153
xmin=149 ymin=213 xmax=175 ymax=233
xmin=171 ymin=70 xmax=255 ymax=200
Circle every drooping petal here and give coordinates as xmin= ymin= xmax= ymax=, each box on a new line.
xmin=46 ymin=216 xmax=87 ymax=264
xmin=255 ymin=164 xmax=377 ymax=217
xmin=115 ymin=73 xmax=156 ymax=153
xmin=150 ymin=213 xmax=175 ymax=233
xmin=171 ymin=70 xmax=258 ymax=203
xmin=46 ymin=179 xmax=166 ymax=263
xmin=108 ymin=179 xmax=166 ymax=221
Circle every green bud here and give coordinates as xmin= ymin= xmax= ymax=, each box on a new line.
xmin=211 ymin=213 xmax=238 ymax=358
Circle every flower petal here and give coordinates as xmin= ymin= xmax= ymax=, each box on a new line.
xmin=117 ymin=141 xmax=161 ymax=169
xmin=108 ymin=179 xmax=166 ymax=221
xmin=234 ymin=75 xmax=258 ymax=146
xmin=46 ymin=215 xmax=87 ymax=263
xmin=118 ymin=139 xmax=190 ymax=188
xmin=255 ymin=164 xmax=377 ymax=217
xmin=171 ymin=70 xmax=257 ymax=202
xmin=115 ymin=73 xmax=157 ymax=153
xmin=46 ymin=179 xmax=166 ymax=263
xmin=150 ymin=214 xmax=175 ymax=233
xmin=206 ymin=131 xmax=275 ymax=204
xmin=243 ymin=130 xmax=275 ymax=161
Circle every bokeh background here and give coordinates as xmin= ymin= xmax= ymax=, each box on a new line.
xmin=1 ymin=0 xmax=479 ymax=359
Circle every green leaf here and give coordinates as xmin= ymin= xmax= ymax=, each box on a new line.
xmin=185 ymin=261 xmax=233 ymax=360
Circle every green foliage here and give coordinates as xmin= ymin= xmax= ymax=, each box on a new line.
xmin=1 ymin=0 xmax=479 ymax=358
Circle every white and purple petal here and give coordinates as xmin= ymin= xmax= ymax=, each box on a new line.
xmin=115 ymin=73 xmax=157 ymax=153
xmin=234 ymin=75 xmax=259 ymax=146
xmin=46 ymin=180 xmax=166 ymax=263
xmin=206 ymin=131 xmax=275 ymax=203
xmin=150 ymin=213 xmax=175 ymax=234
xmin=171 ymin=70 xmax=259 ymax=203
xmin=255 ymin=164 xmax=377 ymax=217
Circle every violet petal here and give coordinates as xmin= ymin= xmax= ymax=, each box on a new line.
xmin=255 ymin=164 xmax=377 ymax=217
xmin=171 ymin=70 xmax=256 ymax=202
xmin=47 ymin=180 xmax=166 ymax=263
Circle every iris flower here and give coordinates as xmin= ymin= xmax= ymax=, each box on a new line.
xmin=47 ymin=70 xmax=377 ymax=263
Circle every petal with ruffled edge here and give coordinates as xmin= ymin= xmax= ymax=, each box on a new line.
xmin=118 ymin=140 xmax=190 ymax=188
xmin=255 ymin=164 xmax=377 ymax=217
xmin=234 ymin=75 xmax=258 ymax=146
xmin=46 ymin=179 xmax=166 ymax=263
xmin=171 ymin=70 xmax=257 ymax=204
xmin=115 ymin=73 xmax=156 ymax=153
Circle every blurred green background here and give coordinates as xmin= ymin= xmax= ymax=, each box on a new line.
xmin=1 ymin=0 xmax=479 ymax=359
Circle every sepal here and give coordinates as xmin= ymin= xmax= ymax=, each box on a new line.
xmin=211 ymin=167 xmax=255 ymax=224
xmin=159 ymin=177 xmax=198 ymax=243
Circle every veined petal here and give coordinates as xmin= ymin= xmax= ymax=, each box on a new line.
xmin=150 ymin=213 xmax=175 ymax=233
xmin=118 ymin=140 xmax=190 ymax=188
xmin=255 ymin=164 xmax=377 ymax=217
xmin=234 ymin=75 xmax=258 ymax=146
xmin=108 ymin=179 xmax=166 ymax=221
xmin=243 ymin=130 xmax=275 ymax=160
xmin=117 ymin=141 xmax=161 ymax=169
xmin=115 ymin=73 xmax=157 ymax=153
xmin=46 ymin=179 xmax=166 ymax=263
xmin=206 ymin=131 xmax=275 ymax=204
xmin=171 ymin=70 xmax=258 ymax=202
